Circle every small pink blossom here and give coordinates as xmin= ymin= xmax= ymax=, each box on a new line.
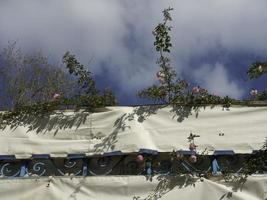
xmin=136 ymin=154 xmax=144 ymax=163
xmin=156 ymin=71 xmax=165 ymax=78
xmin=188 ymin=155 xmax=197 ymax=163
xmin=158 ymin=77 xmax=166 ymax=84
xmin=157 ymin=71 xmax=166 ymax=84
xmin=258 ymin=65 xmax=263 ymax=73
xmin=192 ymin=86 xmax=200 ymax=94
xmin=53 ymin=93 xmax=61 ymax=100
xmin=250 ymin=89 xmax=258 ymax=97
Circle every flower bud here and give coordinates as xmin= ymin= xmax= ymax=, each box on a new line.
xmin=250 ymin=89 xmax=257 ymax=97
xmin=53 ymin=93 xmax=61 ymax=100
xmin=188 ymin=155 xmax=197 ymax=163
xmin=258 ymin=65 xmax=263 ymax=73
xmin=136 ymin=154 xmax=144 ymax=163
xmin=192 ymin=86 xmax=200 ymax=94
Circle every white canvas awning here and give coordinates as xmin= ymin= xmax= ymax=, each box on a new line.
xmin=0 ymin=175 xmax=265 ymax=200
xmin=0 ymin=106 xmax=266 ymax=200
xmin=0 ymin=105 xmax=266 ymax=158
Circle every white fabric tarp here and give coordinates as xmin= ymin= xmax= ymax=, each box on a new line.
xmin=0 ymin=175 xmax=265 ymax=200
xmin=0 ymin=106 xmax=266 ymax=157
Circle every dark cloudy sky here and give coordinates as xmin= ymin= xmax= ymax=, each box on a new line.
xmin=0 ymin=0 xmax=267 ymax=105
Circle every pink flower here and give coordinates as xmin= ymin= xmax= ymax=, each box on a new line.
xmin=136 ymin=154 xmax=144 ymax=163
xmin=258 ymin=65 xmax=263 ymax=73
xmin=157 ymin=71 xmax=166 ymax=84
xmin=53 ymin=93 xmax=61 ymax=100
xmin=192 ymin=86 xmax=200 ymax=94
xmin=188 ymin=155 xmax=197 ymax=163
xmin=250 ymin=89 xmax=257 ymax=97
xmin=156 ymin=71 xmax=165 ymax=78
xmin=158 ymin=77 xmax=166 ymax=84
xmin=189 ymin=143 xmax=196 ymax=151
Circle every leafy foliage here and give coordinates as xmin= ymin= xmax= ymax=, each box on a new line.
xmin=0 ymin=42 xmax=75 ymax=109
xmin=138 ymin=8 xmax=234 ymax=107
xmin=257 ymin=90 xmax=267 ymax=100
xmin=247 ymin=62 xmax=267 ymax=100
xmin=62 ymin=51 xmax=97 ymax=96
xmin=62 ymin=51 xmax=117 ymax=108
xmin=0 ymin=46 xmax=117 ymax=128
xmin=243 ymin=138 xmax=267 ymax=175
xmin=242 ymin=149 xmax=267 ymax=175
xmin=247 ymin=62 xmax=267 ymax=79
xmin=223 ymin=141 xmax=267 ymax=184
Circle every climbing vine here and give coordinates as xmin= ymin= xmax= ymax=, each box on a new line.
xmin=247 ymin=62 xmax=267 ymax=100
xmin=138 ymin=8 xmax=234 ymax=108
